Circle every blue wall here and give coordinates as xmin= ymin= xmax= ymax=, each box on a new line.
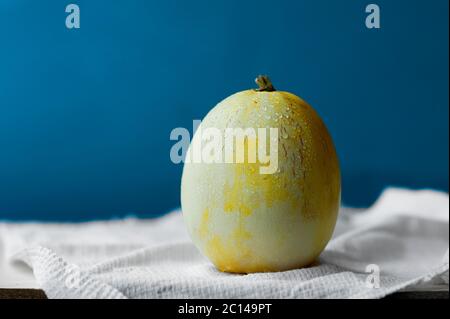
xmin=0 ymin=0 xmax=448 ymax=220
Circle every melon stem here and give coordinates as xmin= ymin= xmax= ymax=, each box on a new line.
xmin=255 ymin=75 xmax=276 ymax=92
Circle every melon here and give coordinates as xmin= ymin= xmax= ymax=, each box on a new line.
xmin=181 ymin=76 xmax=340 ymax=273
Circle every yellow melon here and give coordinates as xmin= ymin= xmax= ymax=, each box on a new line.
xmin=181 ymin=76 xmax=340 ymax=273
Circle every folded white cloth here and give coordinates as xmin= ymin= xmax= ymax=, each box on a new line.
xmin=0 ymin=188 xmax=448 ymax=299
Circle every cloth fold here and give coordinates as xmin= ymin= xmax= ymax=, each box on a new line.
xmin=0 ymin=188 xmax=448 ymax=299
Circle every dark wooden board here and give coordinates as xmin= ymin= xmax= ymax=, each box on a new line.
xmin=0 ymin=288 xmax=448 ymax=299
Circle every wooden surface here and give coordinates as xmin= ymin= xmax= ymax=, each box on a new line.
xmin=0 ymin=289 xmax=47 ymax=299
xmin=0 ymin=288 xmax=448 ymax=299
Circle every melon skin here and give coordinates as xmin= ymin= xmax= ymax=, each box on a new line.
xmin=181 ymin=89 xmax=340 ymax=273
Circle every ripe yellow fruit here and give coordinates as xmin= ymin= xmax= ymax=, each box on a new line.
xmin=181 ymin=76 xmax=340 ymax=273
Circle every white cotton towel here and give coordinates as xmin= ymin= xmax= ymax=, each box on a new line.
xmin=0 ymin=188 xmax=448 ymax=299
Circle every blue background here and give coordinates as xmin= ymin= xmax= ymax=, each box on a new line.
xmin=0 ymin=0 xmax=448 ymax=221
